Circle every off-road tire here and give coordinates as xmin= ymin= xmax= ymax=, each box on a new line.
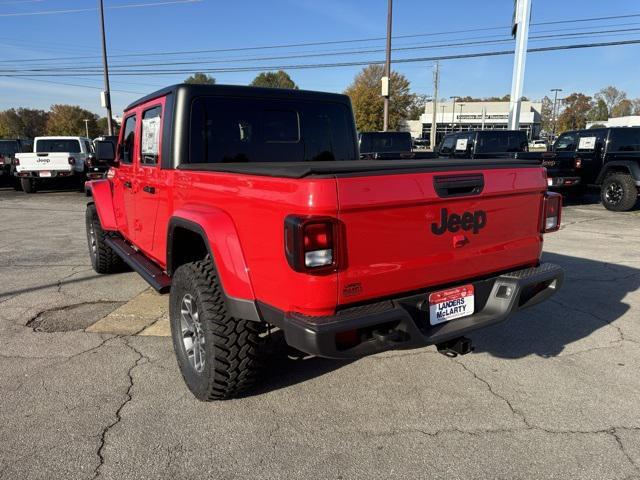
xmin=170 ymin=256 xmax=264 ymax=401
xmin=21 ymin=178 xmax=36 ymax=193
xmin=601 ymin=173 xmax=638 ymax=212
xmin=85 ymin=203 xmax=126 ymax=274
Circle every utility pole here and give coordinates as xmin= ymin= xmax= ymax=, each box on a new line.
xmin=429 ymin=62 xmax=439 ymax=149
xmin=382 ymin=0 xmax=393 ymax=131
xmin=551 ymin=88 xmax=562 ymax=138
xmin=450 ymin=96 xmax=459 ymax=130
xmin=98 ymin=0 xmax=113 ymax=136
xmin=507 ymin=0 xmax=532 ymax=131
xmin=83 ymin=119 xmax=89 ymax=138
xmin=441 ymin=105 xmax=446 ymax=133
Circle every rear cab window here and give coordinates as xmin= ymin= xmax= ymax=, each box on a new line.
xmin=609 ymin=128 xmax=640 ymax=152
xmin=359 ymin=132 xmax=412 ymax=153
xmin=0 ymin=141 xmax=19 ymax=156
xmin=476 ymin=131 xmax=527 ymax=153
xmin=189 ymin=97 xmax=355 ymax=163
xmin=439 ymin=135 xmax=457 ymax=154
xmin=36 ymin=139 xmax=81 ymax=153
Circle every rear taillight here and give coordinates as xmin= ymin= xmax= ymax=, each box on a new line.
xmin=285 ymin=216 xmax=342 ymax=273
xmin=13 ymin=158 xmax=19 ymax=166
xmin=542 ymin=192 xmax=562 ymax=233
xmin=68 ymin=156 xmax=75 ymax=165
xmin=86 ymin=157 xmax=94 ymax=168
xmin=574 ymin=158 xmax=582 ymax=168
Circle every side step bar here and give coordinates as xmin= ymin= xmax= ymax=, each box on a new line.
xmin=105 ymin=237 xmax=172 ymax=293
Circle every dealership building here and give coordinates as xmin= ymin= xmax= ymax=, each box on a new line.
xmin=406 ymin=100 xmax=543 ymax=146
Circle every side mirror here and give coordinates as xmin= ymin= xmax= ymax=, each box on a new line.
xmin=95 ymin=141 xmax=117 ymax=166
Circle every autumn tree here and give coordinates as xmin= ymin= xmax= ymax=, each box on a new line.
xmin=184 ymin=73 xmax=216 ymax=85
xmin=632 ymin=99 xmax=640 ymax=115
xmin=595 ymin=86 xmax=627 ymax=114
xmin=97 ymin=117 xmax=120 ymax=136
xmin=407 ymin=94 xmax=429 ymax=120
xmin=540 ymin=96 xmax=554 ymax=134
xmin=611 ymin=99 xmax=633 ymax=117
xmin=344 ymin=64 xmax=415 ymax=131
xmin=0 ymin=108 xmax=48 ymax=138
xmin=557 ymin=93 xmax=592 ymax=132
xmin=250 ymin=70 xmax=298 ymax=89
xmin=587 ymin=98 xmax=608 ymax=122
xmin=46 ymin=105 xmax=99 ymax=137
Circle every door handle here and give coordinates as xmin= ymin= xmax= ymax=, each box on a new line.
xmin=143 ymin=185 xmax=156 ymax=194
xmin=123 ymin=181 xmax=132 ymax=189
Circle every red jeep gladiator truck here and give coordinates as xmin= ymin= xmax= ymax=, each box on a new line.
xmin=86 ymin=84 xmax=564 ymax=401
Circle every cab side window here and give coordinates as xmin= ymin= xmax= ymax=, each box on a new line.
xmin=120 ymin=115 xmax=137 ymax=164
xmin=554 ymin=132 xmax=577 ymax=152
xmin=439 ymin=135 xmax=456 ymax=154
xmin=140 ymin=106 xmax=162 ymax=165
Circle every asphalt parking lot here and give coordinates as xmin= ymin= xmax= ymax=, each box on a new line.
xmin=1 ymin=185 xmax=640 ymax=480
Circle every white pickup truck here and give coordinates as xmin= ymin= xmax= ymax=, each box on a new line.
xmin=15 ymin=136 xmax=94 ymax=193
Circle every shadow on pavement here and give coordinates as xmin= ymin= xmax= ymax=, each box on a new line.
xmin=471 ymin=252 xmax=640 ymax=359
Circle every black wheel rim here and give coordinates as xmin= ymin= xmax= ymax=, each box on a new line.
xmin=180 ymin=294 xmax=205 ymax=373
xmin=605 ymin=182 xmax=623 ymax=205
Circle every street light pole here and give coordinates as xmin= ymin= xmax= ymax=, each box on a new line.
xmin=98 ymin=0 xmax=113 ymax=136
xmin=551 ymin=88 xmax=562 ymax=138
xmin=507 ymin=0 xmax=532 ymax=131
xmin=458 ymin=104 xmax=464 ymax=131
xmin=382 ymin=0 xmax=393 ymax=131
xmin=441 ymin=105 xmax=445 ymax=133
xmin=450 ymin=96 xmax=458 ymax=130
xmin=83 ymin=119 xmax=89 ymax=138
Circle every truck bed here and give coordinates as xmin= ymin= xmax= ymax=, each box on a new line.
xmin=178 ymin=158 xmax=543 ymax=179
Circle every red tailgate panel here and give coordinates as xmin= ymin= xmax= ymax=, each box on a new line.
xmin=336 ymin=167 xmax=547 ymax=306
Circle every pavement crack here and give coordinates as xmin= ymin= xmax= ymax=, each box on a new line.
xmin=610 ymin=428 xmax=640 ymax=474
xmin=92 ymin=339 xmax=147 ymax=480
xmin=453 ymin=359 xmax=532 ymax=428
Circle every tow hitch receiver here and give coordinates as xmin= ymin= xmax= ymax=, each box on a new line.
xmin=437 ymin=337 xmax=474 ymax=357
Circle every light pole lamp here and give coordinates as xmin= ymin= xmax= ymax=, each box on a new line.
xmin=551 ymin=88 xmax=562 ymax=138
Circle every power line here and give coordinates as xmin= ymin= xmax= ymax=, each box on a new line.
xmin=4 ymin=27 xmax=640 ymax=74
xmin=4 ymin=12 xmax=640 ymax=65
xmin=0 ymin=0 xmax=201 ymax=17
xmin=2 ymin=38 xmax=639 ymax=77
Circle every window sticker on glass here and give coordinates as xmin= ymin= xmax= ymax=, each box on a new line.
xmin=455 ymin=138 xmax=468 ymax=151
xmin=578 ymin=136 xmax=596 ymax=150
xmin=141 ymin=116 xmax=161 ymax=156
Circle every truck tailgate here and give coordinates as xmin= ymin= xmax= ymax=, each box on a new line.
xmin=336 ymin=166 xmax=546 ymax=305
xmin=16 ymin=153 xmax=73 ymax=172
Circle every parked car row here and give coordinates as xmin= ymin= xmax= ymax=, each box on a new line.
xmin=357 ymin=127 xmax=640 ymax=212
xmin=0 ymin=136 xmax=113 ymax=192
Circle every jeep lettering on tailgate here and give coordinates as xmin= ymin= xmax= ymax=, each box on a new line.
xmin=431 ymin=208 xmax=487 ymax=235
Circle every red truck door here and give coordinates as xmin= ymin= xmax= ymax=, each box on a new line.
xmin=132 ymin=99 xmax=166 ymax=261
xmin=111 ymin=114 xmax=138 ymax=241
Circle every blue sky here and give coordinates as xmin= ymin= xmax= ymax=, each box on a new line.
xmin=1 ymin=0 xmax=640 ymax=116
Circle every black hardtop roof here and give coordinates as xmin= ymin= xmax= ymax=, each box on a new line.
xmin=125 ymin=83 xmax=351 ymax=111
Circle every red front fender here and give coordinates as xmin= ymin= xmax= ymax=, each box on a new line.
xmin=89 ymin=179 xmax=117 ymax=231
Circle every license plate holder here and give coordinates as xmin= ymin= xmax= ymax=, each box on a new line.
xmin=39 ymin=171 xmax=51 ymax=178
xmin=429 ymin=285 xmax=475 ymax=325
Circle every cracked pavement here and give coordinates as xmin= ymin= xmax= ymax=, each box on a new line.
xmin=1 ymin=187 xmax=640 ymax=479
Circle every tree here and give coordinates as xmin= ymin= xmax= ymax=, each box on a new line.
xmin=611 ymin=99 xmax=633 ymax=117
xmin=0 ymin=108 xmax=48 ymax=138
xmin=589 ymin=124 xmax=607 ymax=129
xmin=97 ymin=117 xmax=120 ymax=136
xmin=587 ymin=98 xmax=608 ymax=122
xmin=344 ymin=64 xmax=415 ymax=131
xmin=46 ymin=105 xmax=99 ymax=137
xmin=596 ymin=86 xmax=627 ymax=114
xmin=540 ymin=96 xmax=554 ymax=134
xmin=407 ymin=94 xmax=429 ymax=120
xmin=633 ymin=99 xmax=640 ymax=115
xmin=184 ymin=73 xmax=216 ymax=85
xmin=557 ymin=93 xmax=592 ymax=132
xmin=250 ymin=70 xmax=298 ymax=89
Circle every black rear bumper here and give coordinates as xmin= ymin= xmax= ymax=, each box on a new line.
xmin=259 ymin=263 xmax=564 ymax=359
